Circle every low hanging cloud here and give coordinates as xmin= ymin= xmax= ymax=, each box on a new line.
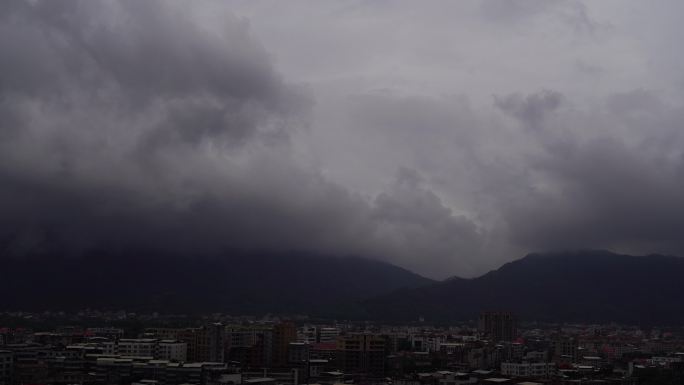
xmin=495 ymin=89 xmax=684 ymax=256
xmin=0 ymin=0 xmax=349 ymax=255
xmin=2 ymin=0 xmax=684 ymax=279
xmin=308 ymin=85 xmax=684 ymax=276
xmin=0 ymin=0 xmax=489 ymax=279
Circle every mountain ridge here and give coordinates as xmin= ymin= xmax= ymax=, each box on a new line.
xmin=0 ymin=250 xmax=433 ymax=315
xmin=4 ymin=249 xmax=684 ymax=325
xmin=361 ymin=250 xmax=684 ymax=325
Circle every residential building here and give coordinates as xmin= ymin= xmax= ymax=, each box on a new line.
xmin=158 ymin=340 xmax=187 ymax=362
xmin=500 ymin=362 xmax=555 ymax=378
xmin=178 ymin=323 xmax=225 ymax=363
xmin=0 ymin=350 xmax=12 ymax=385
xmin=553 ymin=337 xmax=578 ymax=362
xmin=272 ymin=322 xmax=296 ymax=368
xmin=102 ymin=339 xmax=187 ymax=362
xmin=337 ymin=334 xmax=386 ymax=375
xmin=478 ymin=312 xmax=517 ymax=342
xmin=117 ymin=339 xmax=157 ymax=357
xmin=318 ymin=327 xmax=340 ymax=344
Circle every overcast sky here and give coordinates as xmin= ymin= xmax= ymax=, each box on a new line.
xmin=1 ymin=0 xmax=684 ymax=279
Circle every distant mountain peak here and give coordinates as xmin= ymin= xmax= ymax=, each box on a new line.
xmin=363 ymin=250 xmax=684 ymax=325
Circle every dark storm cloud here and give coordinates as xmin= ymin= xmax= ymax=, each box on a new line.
xmin=3 ymin=0 xmax=684 ymax=279
xmin=0 ymin=0 xmax=342 ymax=255
xmin=497 ymin=89 xmax=684 ymax=255
xmin=237 ymin=0 xmax=684 ymax=276
xmin=316 ymin=86 xmax=684 ymax=275
xmin=371 ymin=168 xmax=486 ymax=276
xmin=0 ymin=0 xmax=488 ymax=278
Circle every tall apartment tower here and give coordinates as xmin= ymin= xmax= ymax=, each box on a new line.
xmin=337 ymin=334 xmax=386 ymax=375
xmin=478 ymin=311 xmax=517 ymax=342
xmin=179 ymin=323 xmax=225 ymax=362
xmin=208 ymin=322 xmax=226 ymax=363
xmin=272 ymin=321 xmax=297 ymax=367
xmin=553 ymin=336 xmax=579 ymax=362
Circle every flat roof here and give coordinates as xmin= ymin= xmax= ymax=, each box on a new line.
xmin=473 ymin=369 xmax=493 ymax=374
xmin=244 ymin=378 xmax=276 ymax=383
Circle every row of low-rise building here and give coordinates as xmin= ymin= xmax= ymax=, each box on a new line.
xmin=94 ymin=356 xmax=229 ymax=385
xmin=102 ymin=339 xmax=187 ymax=362
xmin=0 ymin=342 xmax=231 ymax=385
xmin=499 ymin=362 xmax=555 ymax=378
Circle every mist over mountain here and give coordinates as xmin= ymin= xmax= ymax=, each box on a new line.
xmin=362 ymin=250 xmax=684 ymax=325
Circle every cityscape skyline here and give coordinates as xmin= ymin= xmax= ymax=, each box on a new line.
xmin=1 ymin=311 xmax=683 ymax=385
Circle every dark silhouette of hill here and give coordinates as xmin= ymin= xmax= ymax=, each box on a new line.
xmin=4 ymin=249 xmax=683 ymax=324
xmin=361 ymin=250 xmax=684 ymax=325
xmin=0 ymin=250 xmax=432 ymax=315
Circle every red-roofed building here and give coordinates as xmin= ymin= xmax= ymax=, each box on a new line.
xmin=311 ymin=342 xmax=337 ymax=361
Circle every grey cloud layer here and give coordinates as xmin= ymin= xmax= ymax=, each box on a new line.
xmin=0 ymin=0 xmax=490 ymax=278
xmin=2 ymin=0 xmax=684 ymax=278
